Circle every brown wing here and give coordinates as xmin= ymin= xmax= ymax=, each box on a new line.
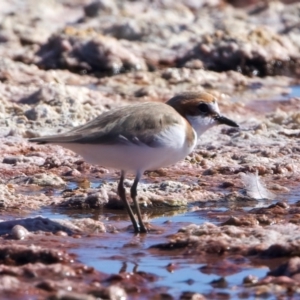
xmin=29 ymin=102 xmax=182 ymax=147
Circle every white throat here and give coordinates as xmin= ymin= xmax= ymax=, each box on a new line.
xmin=186 ymin=115 xmax=217 ymax=137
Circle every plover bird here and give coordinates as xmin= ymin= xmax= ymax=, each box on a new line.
xmin=29 ymin=92 xmax=238 ymax=233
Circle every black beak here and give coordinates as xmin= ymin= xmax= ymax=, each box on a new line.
xmin=214 ymin=115 xmax=239 ymax=127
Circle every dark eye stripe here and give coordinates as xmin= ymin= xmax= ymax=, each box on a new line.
xmin=198 ymin=103 xmax=209 ymax=113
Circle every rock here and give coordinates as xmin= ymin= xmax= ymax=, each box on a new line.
xmin=36 ymin=33 xmax=147 ymax=75
xmin=29 ymin=173 xmax=65 ymax=187
xmin=0 ymin=276 xmax=20 ymax=291
xmin=268 ymin=257 xmax=300 ymax=277
xmin=84 ymin=0 xmax=118 ymax=17
xmin=50 ymin=290 xmax=96 ymax=300
xmin=11 ymin=225 xmax=29 ymax=240
xmin=2 ymin=156 xmax=20 ymax=165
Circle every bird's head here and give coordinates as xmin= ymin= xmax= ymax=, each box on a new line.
xmin=166 ymin=91 xmax=238 ymax=136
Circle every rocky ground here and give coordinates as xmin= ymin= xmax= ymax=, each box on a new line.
xmin=0 ymin=0 xmax=300 ymax=299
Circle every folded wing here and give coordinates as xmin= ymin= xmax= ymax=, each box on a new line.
xmin=29 ymin=103 xmax=181 ymax=148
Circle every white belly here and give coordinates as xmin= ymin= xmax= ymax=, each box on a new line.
xmin=58 ymin=142 xmax=193 ymax=172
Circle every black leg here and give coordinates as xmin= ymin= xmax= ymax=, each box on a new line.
xmin=118 ymin=170 xmax=139 ymax=233
xmin=133 ymin=263 xmax=138 ymax=273
xmin=130 ymin=173 xmax=147 ymax=233
xmin=119 ymin=262 xmax=127 ymax=273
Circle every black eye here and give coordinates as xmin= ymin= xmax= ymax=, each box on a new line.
xmin=198 ymin=103 xmax=209 ymax=113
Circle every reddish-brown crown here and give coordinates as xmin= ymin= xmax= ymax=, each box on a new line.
xmin=166 ymin=92 xmax=216 ymax=117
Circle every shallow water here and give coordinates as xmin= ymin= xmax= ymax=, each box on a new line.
xmin=30 ymin=205 xmax=270 ymax=298
xmin=291 ymin=85 xmax=300 ymax=97
xmin=245 ymin=84 xmax=300 ymax=114
xmin=2 ymin=181 xmax=296 ymax=298
xmin=27 ymin=180 xmax=295 ymax=299
xmin=10 ymin=165 xmax=299 ymax=297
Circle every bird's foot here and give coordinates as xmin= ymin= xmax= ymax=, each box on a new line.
xmin=138 ymin=223 xmax=148 ymax=234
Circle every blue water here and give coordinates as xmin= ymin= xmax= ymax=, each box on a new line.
xmin=28 ymin=205 xmax=270 ymax=298
xmin=291 ymin=85 xmax=300 ymax=97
